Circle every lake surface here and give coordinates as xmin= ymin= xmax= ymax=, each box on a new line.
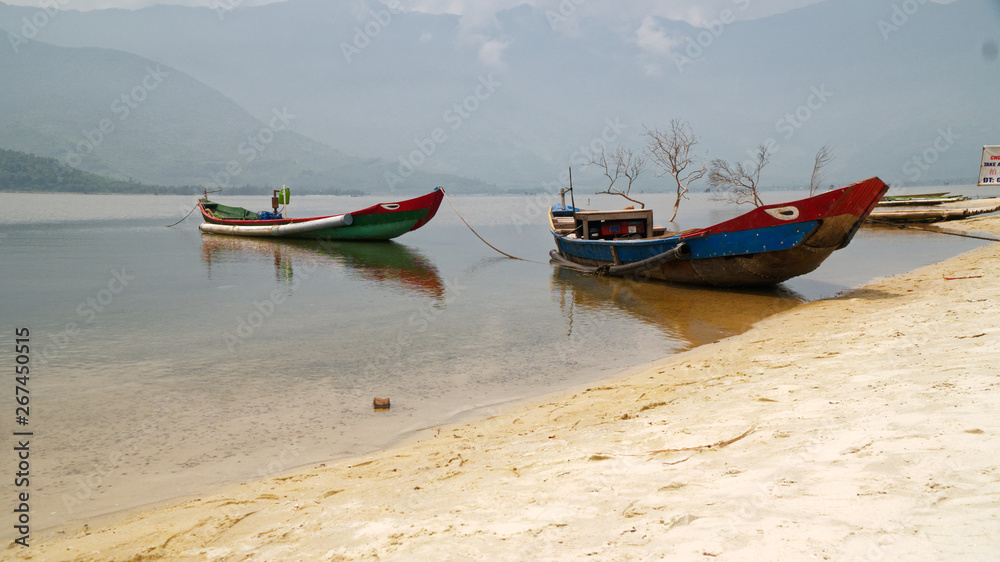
xmin=0 ymin=186 xmax=995 ymax=533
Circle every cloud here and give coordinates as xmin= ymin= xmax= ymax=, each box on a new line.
xmin=395 ymin=0 xmax=467 ymax=15
xmin=634 ymin=15 xmax=680 ymax=56
xmin=477 ymin=38 xmax=508 ymax=68
xmin=633 ymin=15 xmax=685 ymax=77
xmin=404 ymin=0 xmax=527 ymax=36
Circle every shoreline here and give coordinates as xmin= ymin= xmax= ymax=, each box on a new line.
xmin=20 ymin=216 xmax=1000 ymax=560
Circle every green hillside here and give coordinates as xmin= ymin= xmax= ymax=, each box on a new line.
xmin=0 ymin=148 xmax=196 ymax=193
xmin=0 ymin=39 xmax=491 ymax=194
xmin=0 ymin=149 xmax=375 ymax=195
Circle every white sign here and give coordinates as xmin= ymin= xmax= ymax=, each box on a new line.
xmin=979 ymin=145 xmax=1000 ymax=185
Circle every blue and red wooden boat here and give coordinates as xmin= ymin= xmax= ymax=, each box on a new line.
xmin=549 ymin=177 xmax=889 ymax=287
xmin=198 ymin=188 xmax=444 ymax=241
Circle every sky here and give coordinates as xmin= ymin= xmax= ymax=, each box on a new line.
xmin=2 ymin=0 xmax=832 ymax=26
xmin=0 ymin=0 xmax=962 ymax=30
xmin=0 ymin=0 xmax=980 ymax=188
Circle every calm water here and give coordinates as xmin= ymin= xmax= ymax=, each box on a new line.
xmin=0 ymin=187 xmax=994 ymax=532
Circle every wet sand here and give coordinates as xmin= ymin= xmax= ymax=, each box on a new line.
xmin=17 ymin=216 xmax=1000 ymax=561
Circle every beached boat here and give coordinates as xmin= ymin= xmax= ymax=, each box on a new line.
xmin=876 ymin=193 xmax=967 ymax=207
xmin=198 ymin=188 xmax=444 ymax=240
xmin=548 ymin=177 xmax=889 ymax=287
xmin=867 ymin=196 xmax=1000 ymax=223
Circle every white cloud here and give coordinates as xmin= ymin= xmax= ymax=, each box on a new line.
xmin=477 ymin=38 xmax=508 ymax=68
xmin=395 ymin=0 xmax=466 ymax=15
xmin=404 ymin=0 xmax=527 ymax=36
xmin=634 ymin=15 xmax=680 ymax=56
xmin=633 ymin=15 xmax=685 ymax=77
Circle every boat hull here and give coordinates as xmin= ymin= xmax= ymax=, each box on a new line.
xmin=867 ymin=197 xmax=1000 ymax=223
xmin=198 ymin=189 xmax=444 ymax=241
xmin=551 ymin=177 xmax=888 ymax=287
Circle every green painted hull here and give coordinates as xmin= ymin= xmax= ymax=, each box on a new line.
xmin=302 ymin=210 xmax=425 ymax=240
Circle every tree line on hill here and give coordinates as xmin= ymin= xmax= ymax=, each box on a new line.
xmin=0 ymin=149 xmax=195 ymax=194
xmin=0 ymin=150 xmax=363 ymax=196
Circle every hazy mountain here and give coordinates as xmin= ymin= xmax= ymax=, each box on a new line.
xmin=0 ymin=148 xmax=196 ymax=193
xmin=1 ymin=0 xmax=997 ymax=190
xmin=0 ymin=34 xmax=493 ymax=193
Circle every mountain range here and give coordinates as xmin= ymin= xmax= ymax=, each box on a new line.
xmin=1 ymin=0 xmax=998 ymax=192
xmin=0 ymin=20 xmax=492 ymax=193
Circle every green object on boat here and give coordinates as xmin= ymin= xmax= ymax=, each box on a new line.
xmin=199 ymin=199 xmax=259 ymax=220
xmin=278 ymin=187 xmax=290 ymax=206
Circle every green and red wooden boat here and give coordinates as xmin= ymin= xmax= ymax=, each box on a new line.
xmin=198 ymin=188 xmax=444 ymax=240
xmin=549 ymin=177 xmax=889 ymax=287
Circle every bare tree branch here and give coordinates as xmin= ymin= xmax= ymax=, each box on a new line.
xmin=645 ymin=119 xmax=706 ymax=222
xmin=590 ymin=147 xmax=648 ymax=208
xmin=809 ymin=143 xmax=835 ymax=196
xmin=708 ymin=144 xmax=770 ymax=207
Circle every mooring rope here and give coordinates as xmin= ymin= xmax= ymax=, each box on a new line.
xmin=443 ymin=191 xmax=539 ymax=263
xmin=867 ymin=219 xmax=1000 ymax=242
xmin=166 ymin=203 xmax=199 ymax=228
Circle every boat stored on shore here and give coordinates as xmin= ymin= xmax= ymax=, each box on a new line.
xmin=867 ymin=196 xmax=1000 ymax=223
xmin=198 ymin=188 xmax=444 ymax=240
xmin=876 ymin=193 xmax=967 ymax=207
xmin=548 ymin=177 xmax=889 ymax=287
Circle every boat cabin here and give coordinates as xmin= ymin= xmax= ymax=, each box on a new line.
xmin=572 ymin=209 xmax=653 ymax=240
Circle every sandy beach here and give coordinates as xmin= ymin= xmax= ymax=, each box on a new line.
xmin=14 ymin=217 xmax=1000 ymax=561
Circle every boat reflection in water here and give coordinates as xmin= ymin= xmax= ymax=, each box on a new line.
xmin=200 ymin=235 xmax=445 ymax=300
xmin=550 ymin=268 xmax=804 ymax=349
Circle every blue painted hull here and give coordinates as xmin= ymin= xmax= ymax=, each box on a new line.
xmin=552 ymin=222 xmax=829 ymax=286
xmin=555 ymin=221 xmax=820 ymax=263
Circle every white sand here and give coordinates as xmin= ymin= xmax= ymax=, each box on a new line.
xmin=16 ymin=217 xmax=1000 ymax=561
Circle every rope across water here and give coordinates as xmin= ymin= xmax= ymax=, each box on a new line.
xmin=443 ymin=191 xmax=540 ymax=263
xmin=165 ymin=203 xmax=199 ymax=228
